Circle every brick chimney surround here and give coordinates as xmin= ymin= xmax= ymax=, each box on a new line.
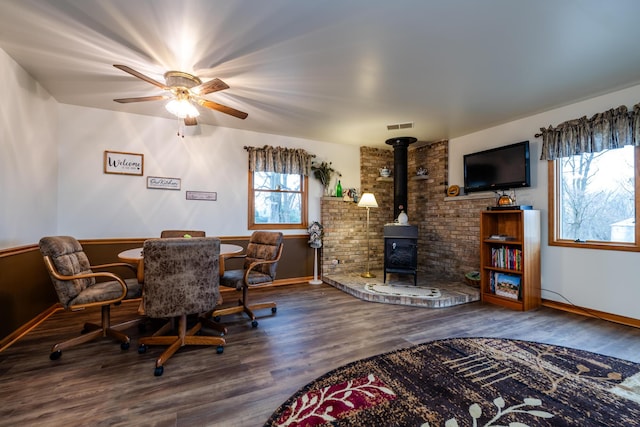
xmin=320 ymin=141 xmax=493 ymax=282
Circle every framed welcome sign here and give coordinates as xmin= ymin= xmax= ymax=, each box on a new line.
xmin=104 ymin=150 xmax=144 ymax=176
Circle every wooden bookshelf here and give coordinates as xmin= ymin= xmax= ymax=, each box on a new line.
xmin=479 ymin=209 xmax=541 ymax=311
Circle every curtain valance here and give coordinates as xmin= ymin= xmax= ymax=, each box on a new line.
xmin=244 ymin=145 xmax=312 ymax=175
xmin=539 ymin=103 xmax=640 ymax=160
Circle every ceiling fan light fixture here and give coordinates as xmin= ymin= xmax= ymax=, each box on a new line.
xmin=165 ymin=98 xmax=200 ymax=119
xmin=114 ymin=65 xmax=247 ymax=120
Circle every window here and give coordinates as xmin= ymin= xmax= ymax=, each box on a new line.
xmin=248 ymin=171 xmax=308 ymax=230
xmin=549 ymin=145 xmax=640 ymax=251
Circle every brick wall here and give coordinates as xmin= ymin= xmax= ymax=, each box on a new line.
xmin=320 ymin=197 xmax=375 ymax=275
xmin=321 ymin=141 xmax=493 ymax=281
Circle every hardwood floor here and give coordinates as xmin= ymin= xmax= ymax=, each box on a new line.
xmin=2 ymin=282 xmax=640 ymax=427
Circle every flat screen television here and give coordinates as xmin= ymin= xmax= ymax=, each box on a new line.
xmin=463 ymin=140 xmax=530 ymax=193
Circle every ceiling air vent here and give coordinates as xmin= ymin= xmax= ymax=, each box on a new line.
xmin=387 ymin=122 xmax=414 ymax=131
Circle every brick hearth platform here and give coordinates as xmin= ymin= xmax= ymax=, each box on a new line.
xmin=323 ymin=271 xmax=479 ymax=308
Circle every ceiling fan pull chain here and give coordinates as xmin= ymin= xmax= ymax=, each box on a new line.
xmin=177 ymin=119 xmax=185 ymax=138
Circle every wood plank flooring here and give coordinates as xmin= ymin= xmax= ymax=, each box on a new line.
xmin=2 ymin=282 xmax=640 ymax=427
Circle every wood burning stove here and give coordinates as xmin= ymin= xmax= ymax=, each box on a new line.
xmin=384 ymin=224 xmax=418 ymax=285
xmin=383 ymin=136 xmax=419 ymax=285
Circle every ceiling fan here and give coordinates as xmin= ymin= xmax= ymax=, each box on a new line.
xmin=113 ymin=64 xmax=248 ymax=126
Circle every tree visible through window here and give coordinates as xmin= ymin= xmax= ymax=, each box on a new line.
xmin=542 ymin=103 xmax=640 ymax=251
xmin=551 ymin=145 xmax=639 ymax=249
xmin=249 ymin=171 xmax=307 ymax=230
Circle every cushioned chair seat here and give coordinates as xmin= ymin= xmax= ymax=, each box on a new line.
xmin=69 ymin=278 xmax=142 ymax=306
xmin=220 ymin=270 xmax=273 ymax=288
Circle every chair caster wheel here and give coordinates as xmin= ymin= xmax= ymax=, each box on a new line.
xmin=121 ymin=341 xmax=130 ymax=350
xmin=213 ymin=316 xmax=221 ymax=322
xmin=50 ymin=350 xmax=62 ymax=360
xmin=251 ymin=320 xmax=258 ymax=328
xmin=154 ymin=366 xmax=164 ymax=376
xmin=138 ymin=344 xmax=147 ymax=354
xmin=216 ymin=345 xmax=224 ymax=354
xmin=271 ymin=307 xmax=277 ymax=313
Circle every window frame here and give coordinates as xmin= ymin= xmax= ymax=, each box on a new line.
xmin=248 ymin=170 xmax=308 ymax=230
xmin=547 ymin=145 xmax=640 ymax=252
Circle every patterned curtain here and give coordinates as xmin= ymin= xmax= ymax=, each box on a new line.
xmin=539 ymin=103 xmax=640 ymax=160
xmin=244 ymin=145 xmax=312 ymax=175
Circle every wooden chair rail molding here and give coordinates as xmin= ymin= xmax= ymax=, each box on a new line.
xmin=0 ymin=234 xmax=313 ymax=351
xmin=0 ymin=303 xmax=61 ymax=352
xmin=0 ymin=243 xmax=40 ymax=256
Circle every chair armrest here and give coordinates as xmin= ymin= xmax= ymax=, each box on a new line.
xmin=44 ymin=257 xmax=128 ymax=304
xmin=245 ymin=258 xmax=279 ymax=272
xmin=243 ymin=259 xmax=274 ymax=281
xmin=91 ymin=262 xmax=138 ymax=274
xmin=222 ymin=254 xmax=247 ymax=261
xmin=242 ymin=244 xmax=283 ymax=283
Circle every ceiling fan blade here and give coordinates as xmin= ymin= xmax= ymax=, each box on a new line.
xmin=113 ymin=64 xmax=169 ymax=90
xmin=197 ymin=99 xmax=248 ymax=120
xmin=192 ymin=78 xmax=229 ymax=95
xmin=113 ymin=95 xmax=169 ymax=103
xmin=184 ymin=116 xmax=198 ymax=126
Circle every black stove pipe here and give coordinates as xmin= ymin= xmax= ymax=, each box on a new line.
xmin=385 ymin=136 xmax=417 ymax=220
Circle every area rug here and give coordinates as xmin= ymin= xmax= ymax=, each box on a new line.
xmin=363 ymin=283 xmax=441 ymax=298
xmin=264 ymin=337 xmax=640 ymax=426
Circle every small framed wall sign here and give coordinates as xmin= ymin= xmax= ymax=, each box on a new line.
xmin=147 ymin=176 xmax=181 ymax=190
xmin=104 ymin=150 xmax=144 ymax=176
xmin=186 ymin=191 xmax=217 ymax=201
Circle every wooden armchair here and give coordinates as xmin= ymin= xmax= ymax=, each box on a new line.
xmin=212 ymin=231 xmax=283 ymax=328
xmin=39 ymin=236 xmax=143 ymax=360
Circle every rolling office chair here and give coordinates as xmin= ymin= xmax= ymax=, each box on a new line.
xmin=39 ymin=236 xmax=142 ymax=360
xmin=212 ymin=231 xmax=283 ymax=328
xmin=138 ymin=237 xmax=226 ymax=376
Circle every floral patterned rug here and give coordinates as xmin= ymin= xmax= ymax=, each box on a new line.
xmin=264 ymin=337 xmax=640 ymax=426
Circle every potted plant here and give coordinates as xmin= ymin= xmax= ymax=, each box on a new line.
xmin=310 ymin=161 xmax=341 ymax=196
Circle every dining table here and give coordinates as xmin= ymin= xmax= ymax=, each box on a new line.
xmin=118 ymin=242 xmax=243 ymax=283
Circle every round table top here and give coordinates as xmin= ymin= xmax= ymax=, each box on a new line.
xmin=220 ymin=243 xmax=244 ymax=257
xmin=117 ymin=247 xmax=144 ymax=262
xmin=118 ymin=243 xmax=243 ymax=262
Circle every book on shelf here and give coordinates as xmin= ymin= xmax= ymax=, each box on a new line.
xmin=491 ymin=246 xmax=522 ymax=270
xmin=493 ymin=272 xmax=521 ymax=300
xmin=487 ymin=234 xmax=517 ymax=241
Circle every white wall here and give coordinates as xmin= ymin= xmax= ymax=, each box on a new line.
xmin=56 ymin=104 xmax=360 ymax=238
xmin=0 ymin=49 xmax=58 ymax=248
xmin=449 ymin=83 xmax=640 ymax=320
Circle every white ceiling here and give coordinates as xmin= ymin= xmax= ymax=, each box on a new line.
xmin=2 ymin=0 xmax=640 ymax=148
